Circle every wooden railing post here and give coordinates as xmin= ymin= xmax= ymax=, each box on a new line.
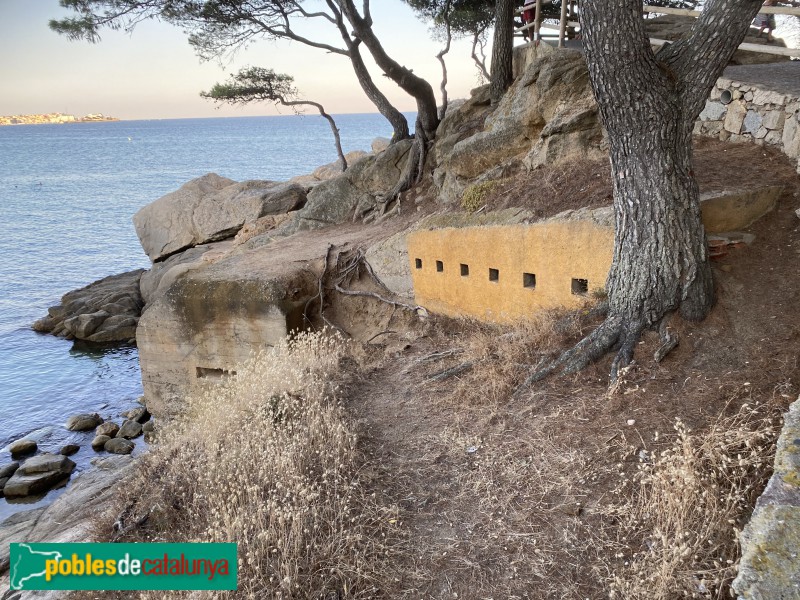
xmin=559 ymin=0 xmax=569 ymax=46
xmin=534 ymin=0 xmax=543 ymax=41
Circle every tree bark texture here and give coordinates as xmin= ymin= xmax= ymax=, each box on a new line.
xmin=490 ymin=0 xmax=515 ymax=104
xmin=527 ymin=0 xmax=765 ymax=382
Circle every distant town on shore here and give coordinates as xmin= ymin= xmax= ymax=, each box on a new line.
xmin=0 ymin=112 xmax=119 ymax=126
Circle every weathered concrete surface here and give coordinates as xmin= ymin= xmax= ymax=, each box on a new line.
xmin=733 ymin=396 xmax=800 ymax=600
xmin=700 ymin=186 xmax=783 ymax=233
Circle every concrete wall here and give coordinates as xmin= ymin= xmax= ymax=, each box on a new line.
xmin=407 ymin=220 xmax=614 ymax=323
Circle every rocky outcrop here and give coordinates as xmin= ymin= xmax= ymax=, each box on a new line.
xmin=433 ymin=46 xmax=604 ymax=206
xmin=32 ymin=269 xmax=144 ymax=343
xmin=733 ymin=396 xmax=800 ymax=599
xmin=133 ymin=173 xmax=307 ymax=262
xmin=268 ymin=140 xmax=413 ymax=238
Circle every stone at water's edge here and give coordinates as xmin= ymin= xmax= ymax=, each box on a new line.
xmin=91 ymin=435 xmax=111 ymax=450
xmin=3 ymin=454 xmax=75 ymax=498
xmin=133 ymin=173 xmax=307 ymax=262
xmin=117 ymin=420 xmax=143 ymax=439
xmin=65 ymin=413 xmax=103 ymax=432
xmin=8 ymin=439 xmax=36 ymax=458
xmin=0 ymin=463 xmax=19 ymax=479
xmin=733 ymin=396 xmax=800 ymax=599
xmin=95 ymin=421 xmax=119 ymax=438
xmin=32 ymin=269 xmax=144 ymax=343
xmin=104 ymin=438 xmax=134 ymax=455
xmin=0 ymin=454 xmax=135 ymax=589
xmin=59 ymin=444 xmax=79 ymax=456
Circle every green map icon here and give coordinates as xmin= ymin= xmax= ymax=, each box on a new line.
xmin=9 ymin=543 xmax=63 ymax=590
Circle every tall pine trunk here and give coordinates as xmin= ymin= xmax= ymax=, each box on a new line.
xmin=490 ymin=0 xmax=515 ymax=104
xmin=527 ymin=0 xmax=767 ymax=382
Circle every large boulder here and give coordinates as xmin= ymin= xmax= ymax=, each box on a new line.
xmin=3 ymin=453 xmax=76 ymax=498
xmin=32 ymin=269 xmax=144 ymax=343
xmin=133 ymin=173 xmax=307 ymax=262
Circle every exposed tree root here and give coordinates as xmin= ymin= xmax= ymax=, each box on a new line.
xmin=516 ymin=307 xmax=681 ymax=395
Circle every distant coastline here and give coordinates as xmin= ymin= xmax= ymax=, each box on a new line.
xmin=0 ymin=112 xmax=119 ymax=126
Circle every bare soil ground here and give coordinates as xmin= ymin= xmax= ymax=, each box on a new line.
xmin=334 ymin=138 xmax=800 ymax=598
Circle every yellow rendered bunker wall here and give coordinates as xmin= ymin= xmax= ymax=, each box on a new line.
xmin=407 ymin=221 xmax=615 ymax=323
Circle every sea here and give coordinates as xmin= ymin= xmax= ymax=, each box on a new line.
xmin=0 ymin=113 xmax=405 ymax=518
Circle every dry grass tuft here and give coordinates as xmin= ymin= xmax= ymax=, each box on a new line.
xmin=605 ymin=402 xmax=780 ymax=599
xmin=108 ymin=331 xmax=397 ymax=599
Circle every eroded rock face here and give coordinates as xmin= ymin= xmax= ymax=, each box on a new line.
xmin=434 ymin=47 xmax=604 ymax=206
xmin=262 ymin=140 xmax=414 ymax=241
xmin=32 ymin=270 xmax=144 ymax=343
xmin=133 ymin=173 xmax=308 ymax=262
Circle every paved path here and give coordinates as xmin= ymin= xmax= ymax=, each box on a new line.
xmin=722 ymin=61 xmax=800 ymax=97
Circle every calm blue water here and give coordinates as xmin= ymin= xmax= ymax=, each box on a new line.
xmin=0 ymin=113 xmax=403 ymax=516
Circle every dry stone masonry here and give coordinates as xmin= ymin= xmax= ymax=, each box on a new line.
xmin=696 ymin=63 xmax=800 ymax=174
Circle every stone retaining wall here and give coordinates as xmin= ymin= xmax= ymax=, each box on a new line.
xmin=696 ymin=78 xmax=800 ymax=174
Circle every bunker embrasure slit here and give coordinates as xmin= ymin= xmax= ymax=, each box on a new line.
xmin=196 ymin=367 xmax=236 ymax=379
xmin=436 ymin=260 xmax=444 ymax=273
xmin=523 ymin=272 xmax=536 ymax=289
xmin=489 ymin=268 xmax=499 ymax=282
xmin=571 ymin=278 xmax=589 ymax=295
xmin=415 ymin=258 xmax=423 ymax=269
xmin=461 ymin=264 xmax=470 ymax=277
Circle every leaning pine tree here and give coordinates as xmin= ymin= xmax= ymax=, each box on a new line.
xmin=528 ymin=0 xmax=765 ymax=383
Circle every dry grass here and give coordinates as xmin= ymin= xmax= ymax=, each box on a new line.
xmin=605 ymin=403 xmax=780 ymax=599
xmin=97 ymin=331 xmax=398 ymax=599
xmin=349 ymin=308 xmax=786 ymax=599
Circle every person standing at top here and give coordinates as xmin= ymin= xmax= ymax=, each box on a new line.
xmin=522 ymin=0 xmax=536 ymax=41
xmin=755 ymin=0 xmax=799 ymax=42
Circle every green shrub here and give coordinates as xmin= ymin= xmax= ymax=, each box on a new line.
xmin=461 ymin=180 xmax=496 ymax=213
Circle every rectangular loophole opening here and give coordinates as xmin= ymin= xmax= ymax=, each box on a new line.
xmin=571 ymin=278 xmax=589 ymax=295
xmin=196 ymin=367 xmax=236 ymax=380
xmin=523 ymin=272 xmax=536 ymax=289
xmin=489 ymin=268 xmax=499 ymax=283
xmin=436 ymin=260 xmax=444 ymax=273
xmin=415 ymin=258 xmax=423 ymax=270
xmin=460 ymin=264 xmax=469 ymax=277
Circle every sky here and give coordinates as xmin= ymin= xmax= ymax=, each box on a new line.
xmin=0 ymin=0 xmax=488 ymax=120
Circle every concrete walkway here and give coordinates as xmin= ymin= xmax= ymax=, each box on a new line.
xmin=723 ymin=61 xmax=800 ymax=98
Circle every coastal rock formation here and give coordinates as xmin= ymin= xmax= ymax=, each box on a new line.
xmin=104 ymin=438 xmax=134 ymax=454
xmin=32 ymin=269 xmax=144 ymax=343
xmin=434 ymin=46 xmax=604 ymax=205
xmin=3 ymin=453 xmax=76 ymax=498
xmin=133 ymin=173 xmax=307 ymax=262
xmin=264 ymin=139 xmax=413 ymax=239
xmin=733 ymin=396 xmax=800 ymax=599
